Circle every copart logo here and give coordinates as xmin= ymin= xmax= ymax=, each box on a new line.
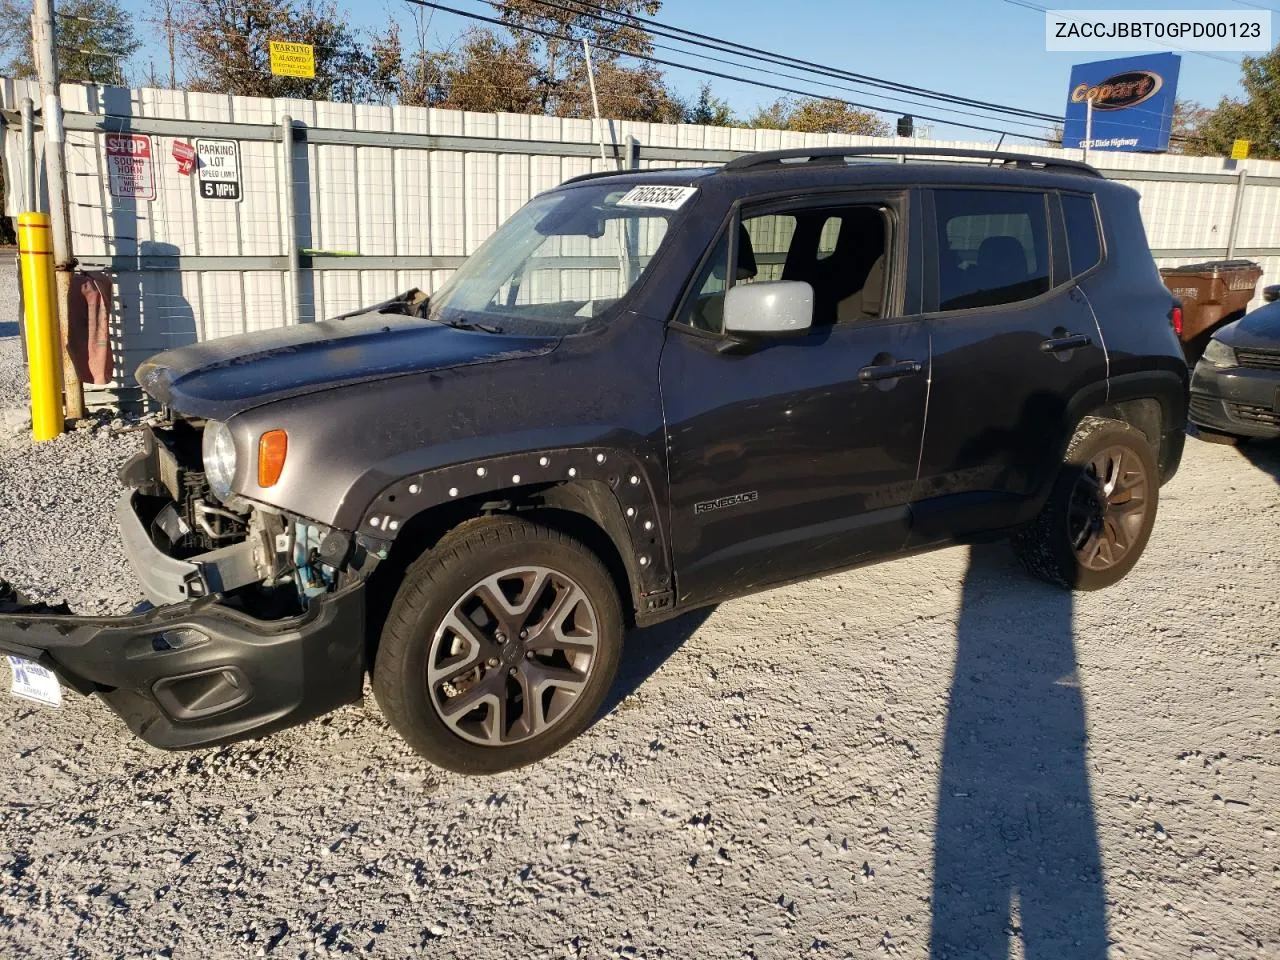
xmin=694 ymin=491 xmax=759 ymax=515
xmin=1070 ymin=70 xmax=1163 ymax=111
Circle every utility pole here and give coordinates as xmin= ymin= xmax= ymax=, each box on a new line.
xmin=1082 ymin=97 xmax=1094 ymax=164
xmin=581 ymin=38 xmax=630 ymax=292
xmin=164 ymin=0 xmax=176 ymax=89
xmin=581 ymin=38 xmax=609 ymax=166
xmin=32 ymin=0 xmax=85 ymax=421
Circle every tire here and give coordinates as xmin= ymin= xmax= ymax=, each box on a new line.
xmin=1013 ymin=416 xmax=1159 ymax=591
xmin=371 ymin=515 xmax=623 ymax=774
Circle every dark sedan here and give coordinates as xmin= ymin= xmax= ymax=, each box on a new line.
xmin=1189 ymin=290 xmax=1280 ymax=440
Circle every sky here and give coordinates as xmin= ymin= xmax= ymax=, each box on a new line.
xmin=116 ymin=0 xmax=1274 ymax=143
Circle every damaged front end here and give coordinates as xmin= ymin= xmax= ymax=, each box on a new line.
xmin=0 ymin=415 xmax=375 ymax=750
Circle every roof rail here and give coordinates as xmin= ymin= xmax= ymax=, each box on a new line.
xmin=561 ymin=168 xmax=637 ymax=185
xmin=720 ymin=147 xmax=1102 ymax=178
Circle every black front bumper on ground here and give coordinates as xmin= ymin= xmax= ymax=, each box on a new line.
xmin=0 ymin=583 xmax=366 ymax=749
xmin=1 ymin=435 xmax=368 ymax=751
xmin=1189 ymin=360 xmax=1280 ymax=439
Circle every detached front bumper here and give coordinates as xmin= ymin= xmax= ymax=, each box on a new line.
xmin=1 ymin=435 xmax=368 ymax=751
xmin=0 ymin=584 xmax=365 ymax=749
xmin=1189 ymin=361 xmax=1280 ymax=439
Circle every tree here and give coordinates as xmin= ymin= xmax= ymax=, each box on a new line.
xmin=684 ymin=82 xmax=736 ymax=126
xmin=1167 ymin=98 xmax=1214 ymax=155
xmin=749 ymin=97 xmax=889 ymax=136
xmin=496 ymin=0 xmax=663 ymax=115
xmin=370 ymin=1 xmax=684 ymax=121
xmin=0 ymin=0 xmax=140 ymax=85
xmin=177 ymin=0 xmax=393 ymax=103
xmin=1194 ymin=43 xmax=1280 ymax=159
xmin=410 ymin=28 xmax=542 ymax=113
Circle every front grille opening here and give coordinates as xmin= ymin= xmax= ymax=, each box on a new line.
xmin=1227 ymin=402 xmax=1280 ymax=427
xmin=1236 ymin=350 xmax=1280 ymax=371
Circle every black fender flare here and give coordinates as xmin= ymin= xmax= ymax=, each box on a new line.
xmin=1064 ymin=367 xmax=1188 ymax=485
xmin=355 ymin=446 xmax=672 ymax=615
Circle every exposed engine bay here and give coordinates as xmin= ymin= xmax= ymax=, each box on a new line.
xmin=128 ymin=415 xmax=352 ymax=617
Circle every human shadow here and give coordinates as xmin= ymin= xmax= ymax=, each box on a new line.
xmin=596 ymin=606 xmax=716 ymax=720
xmin=930 ymin=543 xmax=1107 ymax=959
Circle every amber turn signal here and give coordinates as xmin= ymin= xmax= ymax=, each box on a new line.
xmin=257 ymin=430 xmax=288 ymax=487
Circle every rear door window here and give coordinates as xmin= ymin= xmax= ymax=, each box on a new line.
xmin=1061 ymin=193 xmax=1103 ymax=277
xmin=934 ymin=189 xmax=1051 ymax=311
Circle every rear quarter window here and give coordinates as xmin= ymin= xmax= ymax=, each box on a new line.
xmin=1062 ymin=193 xmax=1103 ymax=277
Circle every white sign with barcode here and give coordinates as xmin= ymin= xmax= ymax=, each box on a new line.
xmin=616 ymin=185 xmax=698 ymax=210
xmin=7 ymin=656 xmax=62 ymax=708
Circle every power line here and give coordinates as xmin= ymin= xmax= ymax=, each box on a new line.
xmin=514 ymin=0 xmax=1062 ymax=124
xmin=502 ymin=0 xmax=1060 ymax=135
xmin=405 ymin=0 xmax=1061 ymax=142
xmin=481 ymin=0 xmax=1202 ymax=144
xmin=152 ymin=0 xmax=1041 ymax=138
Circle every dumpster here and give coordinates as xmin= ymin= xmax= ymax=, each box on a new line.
xmin=1160 ymin=259 xmax=1263 ymax=362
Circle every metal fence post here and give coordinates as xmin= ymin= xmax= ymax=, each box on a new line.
xmin=280 ymin=114 xmax=302 ymax=323
xmin=1225 ymin=166 xmax=1248 ymax=260
xmin=21 ymin=97 xmax=36 ymax=211
xmin=625 ymin=135 xmax=639 ymax=170
xmin=32 ymin=0 xmax=84 ymax=420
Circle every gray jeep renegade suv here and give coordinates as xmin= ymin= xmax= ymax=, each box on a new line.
xmin=1 ymin=148 xmax=1188 ymax=773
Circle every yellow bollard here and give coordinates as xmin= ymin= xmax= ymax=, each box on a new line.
xmin=17 ymin=212 xmax=65 ymax=441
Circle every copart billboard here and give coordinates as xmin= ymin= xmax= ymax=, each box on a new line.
xmin=1063 ymin=53 xmax=1181 ymax=152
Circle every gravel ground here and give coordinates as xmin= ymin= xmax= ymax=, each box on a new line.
xmin=2 ymin=260 xmax=1279 ymax=959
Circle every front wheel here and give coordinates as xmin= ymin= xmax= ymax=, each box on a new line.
xmin=1013 ymin=416 xmax=1159 ymax=591
xmin=372 ymin=516 xmax=623 ymax=774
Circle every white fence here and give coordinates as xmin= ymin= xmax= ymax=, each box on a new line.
xmin=3 ymin=77 xmax=1280 ymax=397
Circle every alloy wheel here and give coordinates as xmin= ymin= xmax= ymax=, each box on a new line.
xmin=1067 ymin=444 xmax=1150 ymax=572
xmin=426 ymin=566 xmax=600 ymax=746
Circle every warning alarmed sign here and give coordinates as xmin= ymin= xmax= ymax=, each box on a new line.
xmin=269 ymin=40 xmax=315 ymax=78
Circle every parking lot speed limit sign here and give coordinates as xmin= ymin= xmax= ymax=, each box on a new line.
xmin=194 ymin=138 xmax=242 ymax=201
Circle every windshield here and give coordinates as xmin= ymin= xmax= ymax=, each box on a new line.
xmin=426 ymin=182 xmax=693 ymax=335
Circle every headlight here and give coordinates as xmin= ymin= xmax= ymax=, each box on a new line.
xmin=1201 ymin=338 xmax=1237 ymax=369
xmin=201 ymin=420 xmax=237 ymax=500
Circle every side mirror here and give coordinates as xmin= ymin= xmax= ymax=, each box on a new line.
xmin=723 ymin=281 xmax=814 ymax=337
xmin=1264 ymin=284 xmax=1279 ymax=303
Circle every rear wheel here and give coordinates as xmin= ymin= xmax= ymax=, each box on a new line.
xmin=372 ymin=516 xmax=623 ymax=773
xmin=1013 ymin=417 xmax=1158 ymax=590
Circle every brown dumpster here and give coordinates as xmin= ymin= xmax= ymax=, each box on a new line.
xmin=1159 ymin=259 xmax=1263 ymax=362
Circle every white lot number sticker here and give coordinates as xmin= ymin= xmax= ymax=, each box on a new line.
xmin=195 ymin=138 xmax=243 ymax=201
xmin=7 ymin=656 xmax=62 ymax=708
xmin=616 ymin=185 xmax=698 ymax=210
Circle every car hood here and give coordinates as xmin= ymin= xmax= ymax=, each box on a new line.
xmin=135 ymin=306 xmax=559 ymax=421
xmin=1215 ymin=301 xmax=1280 ymax=352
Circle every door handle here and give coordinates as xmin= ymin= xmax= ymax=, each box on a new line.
xmin=857 ymin=359 xmax=923 ymax=382
xmin=1040 ymin=333 xmax=1093 ymax=353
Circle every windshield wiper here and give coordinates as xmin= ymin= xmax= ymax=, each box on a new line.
xmin=439 ymin=319 xmax=504 ymax=334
